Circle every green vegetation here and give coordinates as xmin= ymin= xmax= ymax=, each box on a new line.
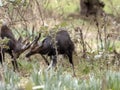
xmin=104 ymin=0 xmax=120 ymax=15
xmin=44 ymin=0 xmax=120 ymax=16
xmin=0 ymin=0 xmax=120 ymax=90
xmin=1 ymin=64 xmax=120 ymax=90
xmin=44 ymin=0 xmax=79 ymax=15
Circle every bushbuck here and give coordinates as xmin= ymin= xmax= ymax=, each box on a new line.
xmin=0 ymin=25 xmax=37 ymax=71
xmin=26 ymin=30 xmax=75 ymax=76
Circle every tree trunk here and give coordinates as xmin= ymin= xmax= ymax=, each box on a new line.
xmin=80 ymin=0 xmax=105 ymax=16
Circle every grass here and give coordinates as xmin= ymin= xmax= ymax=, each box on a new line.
xmin=0 ymin=0 xmax=120 ymax=90
xmin=44 ymin=0 xmax=120 ymax=16
xmin=1 ymin=63 xmax=120 ymax=90
xmin=44 ymin=0 xmax=79 ymax=15
xmin=104 ymin=0 xmax=120 ymax=15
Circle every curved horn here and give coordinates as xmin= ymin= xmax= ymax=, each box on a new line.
xmin=34 ymin=33 xmax=41 ymax=43
xmin=22 ymin=33 xmax=41 ymax=51
xmin=22 ymin=36 xmax=31 ymax=44
xmin=18 ymin=36 xmax=23 ymax=42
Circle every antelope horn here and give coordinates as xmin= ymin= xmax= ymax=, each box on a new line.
xmin=22 ymin=36 xmax=31 ymax=44
xmin=22 ymin=33 xmax=41 ymax=50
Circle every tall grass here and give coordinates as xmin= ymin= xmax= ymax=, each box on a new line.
xmin=30 ymin=66 xmax=120 ymax=90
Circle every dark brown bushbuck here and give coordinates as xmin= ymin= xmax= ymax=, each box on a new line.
xmin=26 ymin=30 xmax=75 ymax=76
xmin=0 ymin=25 xmax=37 ymax=71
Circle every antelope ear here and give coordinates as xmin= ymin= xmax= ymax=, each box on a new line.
xmin=18 ymin=36 xmax=23 ymax=42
